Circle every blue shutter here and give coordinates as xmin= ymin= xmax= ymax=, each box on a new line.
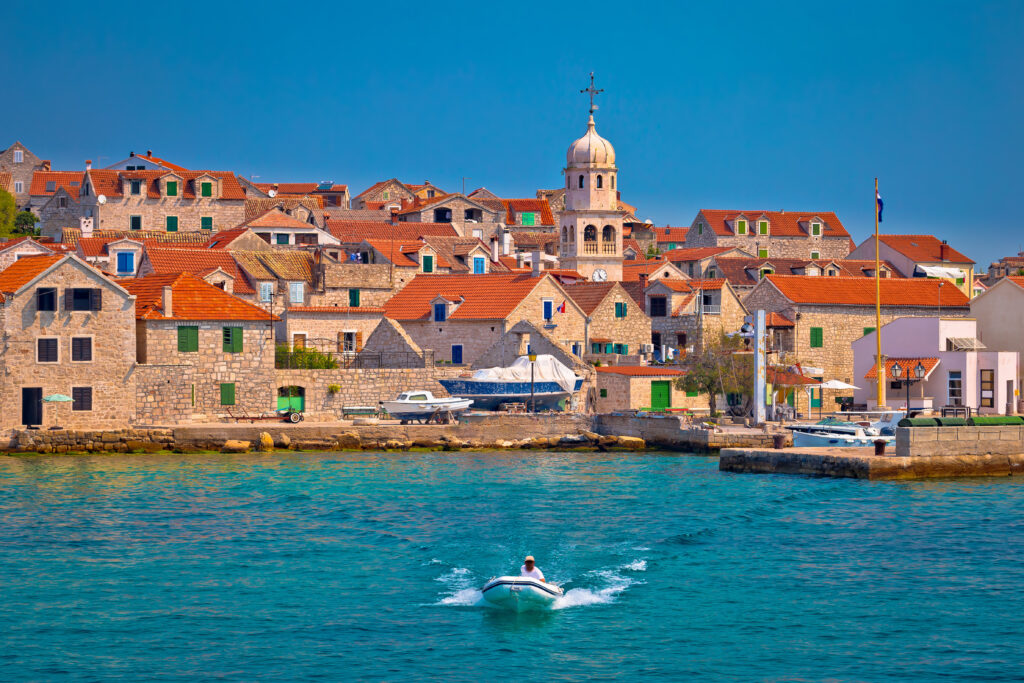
xmin=543 ymin=300 xmax=553 ymax=320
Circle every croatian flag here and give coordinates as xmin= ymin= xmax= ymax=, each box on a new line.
xmin=876 ymin=189 xmax=884 ymax=223
xmin=557 ymin=301 xmax=566 ymax=313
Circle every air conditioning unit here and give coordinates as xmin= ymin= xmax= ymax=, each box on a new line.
xmin=642 ymin=343 xmax=654 ymax=353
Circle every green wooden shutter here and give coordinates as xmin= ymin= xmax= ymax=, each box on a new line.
xmin=521 ymin=212 xmax=535 ymax=226
xmin=422 ymin=255 xmax=433 ymax=273
xmin=167 ymin=181 xmax=178 ymax=197
xmin=166 ymin=216 xmax=178 ymax=232
xmin=349 ymin=289 xmax=360 ymax=307
xmin=178 ymin=326 xmax=199 ymax=352
xmin=220 ymin=383 xmax=235 ymax=406
xmin=810 ymin=327 xmax=824 ymax=348
xmin=758 ymin=249 xmax=768 ymax=258
xmin=223 ymin=327 xmax=242 ymax=352
xmin=201 ymin=182 xmax=212 ymax=197
xmin=604 ymin=343 xmax=613 ymax=354
xmin=201 ymin=216 xmax=213 ymax=230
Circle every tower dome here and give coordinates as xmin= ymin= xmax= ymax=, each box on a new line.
xmin=566 ymin=114 xmax=615 ymax=166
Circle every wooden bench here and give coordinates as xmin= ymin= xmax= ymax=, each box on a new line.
xmin=342 ymin=406 xmax=380 ymax=418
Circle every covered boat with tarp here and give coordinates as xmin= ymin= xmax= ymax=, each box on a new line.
xmin=439 ymin=354 xmax=584 ymax=410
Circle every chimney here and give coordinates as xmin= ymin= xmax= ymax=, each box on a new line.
xmin=162 ymin=286 xmax=172 ymax=318
xmin=515 ymin=251 xmax=524 ymax=269
xmin=531 ymin=249 xmax=542 ymax=277
xmin=502 ymin=228 xmax=511 ymax=256
xmin=129 ymin=151 xmax=135 ymax=157
xmin=147 ymin=149 xmax=153 ymax=157
xmin=79 ymin=217 xmax=93 ymax=238
xmin=491 ymin=237 xmax=499 ymax=262
xmin=639 ymin=273 xmax=649 ymax=289
xmin=85 ymin=159 xmax=92 ymax=170
xmin=42 ymin=160 xmax=51 ymax=171
xmin=940 ymin=240 xmax=947 ymax=261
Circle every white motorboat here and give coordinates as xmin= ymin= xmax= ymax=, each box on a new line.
xmin=480 ymin=576 xmax=563 ymax=611
xmin=380 ymin=390 xmax=473 ymax=423
xmin=786 ymin=410 xmax=904 ymax=448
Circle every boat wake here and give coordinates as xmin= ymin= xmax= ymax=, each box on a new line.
xmin=552 ymin=560 xmax=646 ymax=610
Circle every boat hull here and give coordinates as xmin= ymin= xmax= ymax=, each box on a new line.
xmin=438 ymin=378 xmax=585 ymax=411
xmin=480 ymin=576 xmax=563 ymax=611
xmin=380 ymin=398 xmax=473 ymax=420
xmin=791 ymin=430 xmax=895 ymax=448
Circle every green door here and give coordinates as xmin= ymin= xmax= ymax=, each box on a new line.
xmin=277 ymin=387 xmax=305 ymax=412
xmin=810 ymin=377 xmax=823 ymax=408
xmin=651 ymin=381 xmax=671 ymax=411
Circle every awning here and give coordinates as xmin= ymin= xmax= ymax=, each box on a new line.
xmin=947 ymin=337 xmax=986 ymax=351
xmin=918 ymin=265 xmax=965 ymax=279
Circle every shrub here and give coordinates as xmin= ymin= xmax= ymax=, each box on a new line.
xmin=275 ymin=344 xmax=338 ymax=369
xmin=327 ymin=384 xmax=341 ymax=395
xmin=967 ymin=415 xmax=1024 ymax=426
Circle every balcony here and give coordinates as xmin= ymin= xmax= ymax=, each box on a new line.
xmin=699 ymin=304 xmax=721 ymax=315
xmin=601 ymin=242 xmax=616 ymax=254
xmin=583 ymin=242 xmax=598 ymax=254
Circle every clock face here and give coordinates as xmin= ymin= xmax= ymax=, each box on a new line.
xmin=592 ymin=269 xmax=608 ymax=282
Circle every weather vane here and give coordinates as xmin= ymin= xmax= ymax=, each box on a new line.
xmin=580 ymin=72 xmax=604 ymax=114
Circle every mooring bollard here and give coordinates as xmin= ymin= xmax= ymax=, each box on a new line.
xmin=772 ymin=434 xmax=786 ymax=449
xmin=873 ymin=439 xmax=887 ymax=456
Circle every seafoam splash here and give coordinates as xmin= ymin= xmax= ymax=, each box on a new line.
xmin=435 ymin=567 xmax=488 ymax=607
xmin=552 ymin=564 xmax=644 ymax=610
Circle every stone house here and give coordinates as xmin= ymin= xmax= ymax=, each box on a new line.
xmin=682 ymin=209 xmax=853 ymax=260
xmin=563 ymin=282 xmax=651 ymax=357
xmin=105 ymin=150 xmax=188 ymax=172
xmin=743 ymin=275 xmax=971 ymax=415
xmin=28 ymin=171 xmax=84 ymax=214
xmin=396 ymin=193 xmax=504 ymax=239
xmin=594 ymin=366 xmax=704 ymax=413
xmin=138 ymin=246 xmax=253 ymax=296
xmin=0 ymin=141 xmax=50 ymax=208
xmin=0 ymin=254 xmax=137 ymax=433
xmin=243 ymin=197 xmax=324 ymax=228
xmin=75 ymin=236 xmax=148 ymax=276
xmin=662 ymin=246 xmax=751 ymax=279
xmin=240 ymin=179 xmax=350 ymax=209
xmin=383 ymin=272 xmax=588 ymax=364
xmin=351 ymin=179 xmax=444 ymax=210
xmin=279 ymin=306 xmax=386 ymax=357
xmin=709 ymin=256 xmax=902 ymax=293
xmin=652 ymin=226 xmax=690 ymax=252
xmin=0 ymin=237 xmax=56 ymax=271
xmin=970 ymin=276 xmax=1024 ymax=393
xmin=232 ymin=250 xmax=316 ymax=313
xmin=238 ymin=208 xmax=339 ymax=249
xmin=621 ymin=259 xmax=686 ymax=284
xmin=123 ymin=273 xmax=279 ymax=424
xmin=55 ymin=168 xmax=247 ymax=240
xmin=645 ymin=278 xmax=749 ymax=357
xmin=847 ymin=234 xmax=975 ymax=296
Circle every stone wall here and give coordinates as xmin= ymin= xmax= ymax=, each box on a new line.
xmin=895 ymin=425 xmax=1024 ymax=457
xmin=0 ymin=142 xmax=45 ymax=208
xmin=683 ymin=216 xmax=851 ymax=260
xmin=281 ymin=310 xmax=383 ymax=352
xmin=594 ymin=413 xmax=785 ymax=451
xmin=585 ymin=286 xmax=651 ymax=353
xmin=594 ymin=372 xmax=706 ymax=412
xmin=87 ymin=195 xmax=245 ymax=234
xmin=322 ymin=262 xmax=401 ymax=304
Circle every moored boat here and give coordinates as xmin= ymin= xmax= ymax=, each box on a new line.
xmin=480 ymin=576 xmax=563 ymax=611
xmin=439 ymin=354 xmax=584 ymax=411
xmin=380 ymin=391 xmax=473 ymax=422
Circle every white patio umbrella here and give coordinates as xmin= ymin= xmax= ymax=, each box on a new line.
xmin=815 ymin=380 xmax=860 ymax=418
xmin=43 ymin=393 xmax=73 ymax=429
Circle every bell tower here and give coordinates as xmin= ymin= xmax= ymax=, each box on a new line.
xmin=559 ymin=73 xmax=624 ymax=282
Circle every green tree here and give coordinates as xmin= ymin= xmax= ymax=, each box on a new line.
xmin=645 ymin=244 xmax=661 ymax=259
xmin=14 ymin=211 xmax=38 ymax=234
xmin=0 ymin=188 xmax=16 ymax=236
xmin=673 ymin=333 xmax=754 ymax=416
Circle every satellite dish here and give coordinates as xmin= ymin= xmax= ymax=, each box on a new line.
xmin=644 ymin=219 xmax=653 ymax=225
xmin=97 ymin=194 xmax=107 ymax=204
xmin=592 ymin=268 xmax=608 ymax=282
xmin=268 ymin=189 xmax=277 ymax=198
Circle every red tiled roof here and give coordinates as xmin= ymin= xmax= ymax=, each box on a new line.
xmin=596 ymin=365 xmax=686 ymax=377
xmin=698 ymin=209 xmax=850 ymax=238
xmin=864 ymin=357 xmax=940 ymax=381
xmin=143 ymin=246 xmax=254 ymax=294
xmin=123 ymin=273 xmax=277 ymax=321
xmin=654 ymin=227 xmax=690 ymax=243
xmin=206 ymin=227 xmax=250 ymax=249
xmin=245 ymin=209 xmax=315 ymax=230
xmin=86 ymin=169 xmax=246 ymax=200
xmin=0 ymin=237 xmax=54 ymax=253
xmin=256 ymin=182 xmax=348 ymax=195
xmin=878 ymin=235 xmax=973 ymax=264
xmin=363 ymin=239 xmax=426 ymax=267
xmin=500 ymin=198 xmax=555 ymax=226
xmin=327 ymin=220 xmax=458 ymax=241
xmin=765 ymin=312 xmax=794 ymax=328
xmin=711 ymin=257 xmax=905 ymax=287
xmin=286 ymin=306 xmax=385 ymax=314
xmin=662 ymin=247 xmax=734 ymax=262
xmin=651 ymin=278 xmax=726 ymax=292
xmin=383 ymin=273 xmax=546 ymax=320
xmin=0 ymin=171 xmax=12 ymax=193
xmin=622 ymin=260 xmax=680 ymax=282
xmin=0 ymin=254 xmax=64 ymax=299
xmin=1005 ymin=276 xmax=1024 ymax=289
xmin=133 ymin=152 xmax=188 ymax=173
xmin=563 ymin=282 xmax=616 ymax=315
xmin=765 ymin=275 xmax=970 ymax=307
xmin=29 ymin=171 xmax=83 ymax=196
xmin=623 ymin=238 xmax=645 ymax=258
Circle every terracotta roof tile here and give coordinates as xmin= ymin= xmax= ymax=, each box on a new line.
xmin=0 ymin=171 xmax=12 ymax=193
xmin=563 ymin=282 xmax=616 ymax=315
xmin=765 ymin=312 xmax=794 ymax=328
xmin=132 ymin=153 xmax=188 ymax=173
xmin=328 ymin=220 xmax=458 ymax=241
xmin=662 ymin=246 xmax=735 ymax=262
xmin=244 ymin=197 xmax=322 ymax=221
xmin=765 ymin=275 xmax=970 ymax=307
xmin=0 ymin=254 xmax=65 ymax=298
xmin=286 ymin=306 xmax=385 ymax=314
xmin=596 ymin=365 xmax=686 ymax=377
xmin=244 ymin=209 xmax=315 ymax=230
xmin=206 ymin=227 xmax=250 ymax=249
xmin=864 ymin=357 xmax=940 ymax=381
xmin=699 ymin=209 xmax=850 ymax=238
xmin=622 ymin=260 xmax=682 ymax=282
xmin=123 ymin=273 xmax=277 ymax=321
xmin=60 ymin=228 xmax=208 ymax=248
xmin=86 ymin=169 xmax=245 ymax=200
xmin=878 ymin=235 xmax=973 ymax=264
xmin=232 ymin=251 xmax=313 ymax=282
xmin=29 ymin=171 xmax=83 ymax=196
xmin=654 ymin=227 xmax=690 ymax=243
xmin=383 ymin=273 xmax=546 ymax=320
xmin=143 ymin=246 xmax=254 ymax=294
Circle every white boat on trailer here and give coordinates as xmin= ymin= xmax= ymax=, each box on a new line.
xmin=480 ymin=576 xmax=563 ymax=611
xmin=380 ymin=390 xmax=473 ymax=423
xmin=786 ymin=411 xmax=903 ymax=448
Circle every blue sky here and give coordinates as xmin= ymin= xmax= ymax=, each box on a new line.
xmin=4 ymin=1 xmax=1022 ymax=265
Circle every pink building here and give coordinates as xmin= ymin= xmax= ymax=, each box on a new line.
xmin=852 ymin=317 xmax=1018 ymax=414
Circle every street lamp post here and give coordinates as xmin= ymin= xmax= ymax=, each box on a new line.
xmin=528 ymin=351 xmax=537 ymax=413
xmin=891 ymin=361 xmax=927 ymax=415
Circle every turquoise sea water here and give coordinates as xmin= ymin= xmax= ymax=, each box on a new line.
xmin=1 ymin=451 xmax=1022 ymax=681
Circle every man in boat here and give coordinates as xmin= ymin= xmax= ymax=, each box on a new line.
xmin=520 ymin=555 xmax=546 ymax=582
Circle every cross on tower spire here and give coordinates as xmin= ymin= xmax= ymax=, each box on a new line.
xmin=580 ymin=72 xmax=604 ymax=114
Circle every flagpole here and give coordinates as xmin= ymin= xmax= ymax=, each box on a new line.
xmin=875 ymin=177 xmax=887 ymax=410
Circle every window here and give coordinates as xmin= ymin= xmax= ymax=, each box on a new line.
xmin=427 ymin=190 xmax=435 ymax=198
xmin=611 ymin=176 xmax=615 ymax=189
xmin=36 ymin=287 xmax=57 ymax=312
xmin=759 ymin=220 xmax=768 ymax=235
xmin=599 ymin=388 xmax=607 ymax=398
xmin=811 ymin=222 xmax=821 ymax=236
xmin=615 ymin=301 xmax=627 ymax=318
xmin=58 ymin=197 xmax=68 ymax=208
xmin=736 ymin=220 xmax=747 ymax=235
xmin=948 ymin=371 xmax=963 ymax=406
xmin=166 ymin=216 xmax=178 ymax=232
xmin=543 ymin=299 xmax=553 ymax=321
xmin=177 ymin=326 xmax=199 ymax=352
xmin=37 ymin=338 xmax=58 ymax=363
xmin=604 ymin=342 xmax=614 ymax=354
xmin=706 ymin=268 xmax=716 ymax=278
xmin=295 ymin=233 xmax=317 ymax=246
xmin=72 ymin=387 xmax=93 ymax=411
xmin=166 ymin=180 xmax=178 ymax=197
xmin=649 ymin=296 xmax=667 ymax=317
xmin=473 ymin=256 xmax=486 ymax=274
xmin=956 ymin=277 xmax=965 ymax=286
xmin=14 ymin=181 xmax=23 ymax=193
xmin=222 ymin=327 xmax=243 ymax=353
xmin=201 ymin=182 xmax=212 ymax=197
xmin=292 ymin=333 xmax=306 ymax=349
xmin=130 ymin=179 xmax=142 ymax=195
xmin=201 ymin=216 xmax=213 ymax=230
xmin=863 ymin=327 xmax=876 ymax=337
xmin=614 ymin=343 xmax=628 ymax=354
xmin=596 ymin=175 xmax=603 ymax=188
xmin=758 ymin=249 xmax=768 ymax=258
xmin=349 ymin=288 xmax=360 ymax=307
xmin=422 ymin=255 xmax=434 ymax=273
xmin=341 ymin=332 xmax=357 ymax=352
xmin=698 ymin=223 xmax=703 ymax=235
xmin=382 ymin=191 xmax=389 ymax=200
xmin=272 ymin=233 xmax=288 ymax=245
xmin=71 ymin=337 xmax=92 ymax=362
xmin=809 ymin=327 xmax=824 ymax=348
xmin=810 ymin=251 xmax=820 ymax=260
xmin=980 ymin=369 xmax=995 ymax=408
xmin=521 ymin=212 xmax=536 ymax=226
xmin=578 ymin=175 xmax=584 ymax=189
xmin=46 ymin=181 xmax=57 ymax=192
xmin=220 ymin=383 xmax=236 ymax=406
xmin=759 ymin=268 xmax=773 ymax=279
xmin=67 ymin=288 xmax=100 ymax=311
xmin=591 ymin=343 xmax=601 ymax=354
xmin=668 ymin=243 xmax=676 ymax=250
xmin=289 ymin=282 xmax=304 ymax=304
xmin=677 ymin=333 xmax=687 ymax=347
xmin=130 ymin=215 xmax=142 ymax=230
xmin=116 ymin=252 xmax=134 ymax=274
xmin=433 ymin=303 xmax=447 ymax=322
xmin=259 ymin=282 xmax=274 ymax=302
xmin=13 ymin=150 xmax=23 ymax=163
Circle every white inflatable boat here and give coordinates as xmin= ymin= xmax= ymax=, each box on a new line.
xmin=480 ymin=576 xmax=563 ymax=611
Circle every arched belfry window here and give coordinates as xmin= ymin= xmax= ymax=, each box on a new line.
xmin=602 ymin=225 xmax=616 ymax=242
xmin=584 ymin=225 xmax=597 ymax=241
xmin=578 ymin=175 xmax=585 ymax=189
xmin=596 ymin=175 xmax=603 ymax=188
xmin=611 ymin=176 xmax=615 ymax=189
xmin=561 ymin=226 xmax=567 ymax=242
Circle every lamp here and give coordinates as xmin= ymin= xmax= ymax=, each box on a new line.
xmin=891 ymin=362 xmax=902 ymax=380
xmin=528 ymin=351 xmax=537 ymax=412
xmin=914 ymin=362 xmax=926 ymax=380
